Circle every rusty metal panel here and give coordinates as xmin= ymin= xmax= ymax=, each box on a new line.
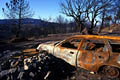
xmin=69 ymin=35 xmax=120 ymax=41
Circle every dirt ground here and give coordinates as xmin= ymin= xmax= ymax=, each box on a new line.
xmin=0 ymin=33 xmax=120 ymax=80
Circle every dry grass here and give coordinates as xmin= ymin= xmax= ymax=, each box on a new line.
xmin=102 ymin=24 xmax=120 ymax=33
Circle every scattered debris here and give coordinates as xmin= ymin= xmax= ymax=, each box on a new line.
xmin=44 ymin=71 xmax=51 ymax=79
xmin=0 ymin=51 xmax=75 ymax=80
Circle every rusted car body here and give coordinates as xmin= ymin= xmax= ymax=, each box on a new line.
xmin=37 ymin=35 xmax=120 ymax=78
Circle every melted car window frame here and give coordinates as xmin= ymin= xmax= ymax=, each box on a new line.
xmin=60 ymin=38 xmax=81 ymax=49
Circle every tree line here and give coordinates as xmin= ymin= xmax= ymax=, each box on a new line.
xmin=0 ymin=15 xmax=76 ymax=39
xmin=1 ymin=0 xmax=120 ymax=39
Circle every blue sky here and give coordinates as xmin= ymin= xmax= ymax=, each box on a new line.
xmin=0 ymin=0 xmax=67 ymax=19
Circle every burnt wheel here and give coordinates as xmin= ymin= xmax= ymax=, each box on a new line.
xmin=102 ymin=66 xmax=119 ymax=78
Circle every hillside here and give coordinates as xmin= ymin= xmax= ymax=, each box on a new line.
xmin=0 ymin=18 xmax=46 ymax=25
xmin=101 ymin=24 xmax=120 ymax=34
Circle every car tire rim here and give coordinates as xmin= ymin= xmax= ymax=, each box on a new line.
xmin=103 ymin=66 xmax=119 ymax=78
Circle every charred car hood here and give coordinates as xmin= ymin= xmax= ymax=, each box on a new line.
xmin=41 ymin=41 xmax=60 ymax=45
xmin=36 ymin=41 xmax=60 ymax=50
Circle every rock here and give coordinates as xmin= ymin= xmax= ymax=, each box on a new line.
xmin=11 ymin=51 xmax=21 ymax=55
xmin=29 ymin=72 xmax=35 ymax=78
xmin=17 ymin=72 xmax=24 ymax=79
xmin=11 ymin=60 xmax=19 ymax=67
xmin=38 ymin=56 xmax=41 ymax=61
xmin=7 ymin=76 xmax=10 ymax=80
xmin=44 ymin=71 xmax=51 ymax=80
xmin=0 ymin=70 xmax=9 ymax=78
xmin=32 ymin=63 xmax=36 ymax=68
xmin=24 ymin=65 xmax=29 ymax=70
xmin=17 ymin=66 xmax=21 ymax=72
xmin=3 ymin=50 xmax=10 ymax=54
xmin=38 ymin=67 xmax=41 ymax=70
xmin=37 ymin=70 xmax=41 ymax=72
xmin=27 ymin=58 xmax=32 ymax=63
xmin=9 ymin=68 xmax=17 ymax=73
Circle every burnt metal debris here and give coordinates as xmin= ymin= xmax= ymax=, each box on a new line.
xmin=37 ymin=35 xmax=120 ymax=78
xmin=0 ymin=50 xmax=75 ymax=80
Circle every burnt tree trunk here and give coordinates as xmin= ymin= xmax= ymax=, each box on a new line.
xmin=99 ymin=10 xmax=105 ymax=33
xmin=75 ymin=21 xmax=84 ymax=33
xmin=16 ymin=4 xmax=22 ymax=38
xmin=89 ymin=18 xmax=95 ymax=34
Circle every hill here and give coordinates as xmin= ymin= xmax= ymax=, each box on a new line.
xmin=0 ymin=18 xmax=46 ymax=25
xmin=101 ymin=24 xmax=120 ymax=34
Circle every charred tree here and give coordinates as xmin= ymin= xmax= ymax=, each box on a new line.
xmin=2 ymin=0 xmax=34 ymax=38
xmin=60 ymin=0 xmax=88 ymax=33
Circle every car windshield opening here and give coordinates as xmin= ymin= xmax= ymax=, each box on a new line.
xmin=61 ymin=41 xmax=77 ymax=49
xmin=111 ymin=44 xmax=120 ymax=53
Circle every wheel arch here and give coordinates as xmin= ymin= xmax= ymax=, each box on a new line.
xmin=97 ymin=65 xmax=120 ymax=73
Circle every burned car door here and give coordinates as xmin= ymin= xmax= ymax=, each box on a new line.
xmin=78 ymin=39 xmax=110 ymax=71
xmin=53 ymin=38 xmax=81 ymax=66
xmin=95 ymin=40 xmax=111 ymax=63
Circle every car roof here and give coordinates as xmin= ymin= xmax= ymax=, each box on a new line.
xmin=68 ymin=35 xmax=120 ymax=41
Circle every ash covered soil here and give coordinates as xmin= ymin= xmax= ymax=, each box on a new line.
xmin=0 ymin=33 xmax=120 ymax=80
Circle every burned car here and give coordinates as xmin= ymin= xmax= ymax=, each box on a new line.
xmin=37 ymin=35 xmax=120 ymax=78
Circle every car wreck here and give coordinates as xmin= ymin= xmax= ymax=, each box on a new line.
xmin=37 ymin=35 xmax=120 ymax=78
